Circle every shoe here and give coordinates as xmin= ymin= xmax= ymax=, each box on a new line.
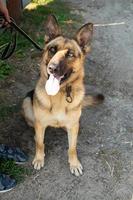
xmin=0 ymin=174 xmax=16 ymax=193
xmin=0 ymin=144 xmax=28 ymax=164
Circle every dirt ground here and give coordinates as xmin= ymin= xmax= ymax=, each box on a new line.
xmin=0 ymin=0 xmax=133 ymax=199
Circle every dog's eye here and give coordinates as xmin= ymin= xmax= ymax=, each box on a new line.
xmin=49 ymin=47 xmax=57 ymax=55
xmin=66 ymin=51 xmax=75 ymax=58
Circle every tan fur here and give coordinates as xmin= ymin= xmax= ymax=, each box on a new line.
xmin=22 ymin=16 xmax=103 ymax=176
xmin=22 ymin=97 xmax=34 ymax=127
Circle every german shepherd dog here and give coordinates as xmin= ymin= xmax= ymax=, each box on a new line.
xmin=22 ymin=15 xmax=104 ymax=176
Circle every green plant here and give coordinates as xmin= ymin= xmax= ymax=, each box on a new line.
xmin=0 ymin=61 xmax=14 ymax=79
xmin=0 ymin=158 xmax=32 ymax=183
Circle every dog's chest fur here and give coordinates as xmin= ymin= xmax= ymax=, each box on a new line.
xmin=34 ymin=84 xmax=84 ymax=128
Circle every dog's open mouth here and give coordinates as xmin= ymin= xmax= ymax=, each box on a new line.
xmin=45 ymin=69 xmax=73 ymax=96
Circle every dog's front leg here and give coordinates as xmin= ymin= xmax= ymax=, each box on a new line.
xmin=32 ymin=121 xmax=46 ymax=170
xmin=67 ymin=123 xmax=83 ymax=176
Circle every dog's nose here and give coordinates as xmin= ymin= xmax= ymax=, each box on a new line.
xmin=48 ymin=64 xmax=58 ymax=74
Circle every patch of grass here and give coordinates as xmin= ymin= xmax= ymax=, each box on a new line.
xmin=0 ymin=0 xmax=81 ymax=58
xmin=25 ymin=0 xmax=80 ymax=27
xmin=0 ymin=29 xmax=11 ymax=47
xmin=0 ymin=104 xmax=19 ymax=121
xmin=16 ymin=0 xmax=81 ymax=53
xmin=0 ymin=158 xmax=32 ymax=183
xmin=15 ymin=49 xmax=26 ymax=58
xmin=0 ymin=61 xmax=14 ymax=80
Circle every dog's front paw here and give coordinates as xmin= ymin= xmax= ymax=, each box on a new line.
xmin=32 ymin=156 xmax=44 ymax=170
xmin=70 ymin=160 xmax=83 ymax=176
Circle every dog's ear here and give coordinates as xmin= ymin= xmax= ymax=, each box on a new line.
xmin=76 ymin=23 xmax=93 ymax=54
xmin=45 ymin=15 xmax=61 ymax=43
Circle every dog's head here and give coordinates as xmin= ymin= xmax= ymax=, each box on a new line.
xmin=41 ymin=15 xmax=93 ymax=95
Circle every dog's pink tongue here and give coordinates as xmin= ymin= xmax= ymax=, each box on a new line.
xmin=45 ymin=74 xmax=60 ymax=95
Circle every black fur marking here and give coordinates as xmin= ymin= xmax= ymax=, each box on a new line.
xmin=26 ymin=90 xmax=34 ymax=103
xmin=93 ymin=94 xmax=105 ymax=104
xmin=60 ymin=68 xmax=73 ymax=84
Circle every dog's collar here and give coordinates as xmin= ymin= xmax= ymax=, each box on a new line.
xmin=66 ymin=85 xmax=73 ymax=103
